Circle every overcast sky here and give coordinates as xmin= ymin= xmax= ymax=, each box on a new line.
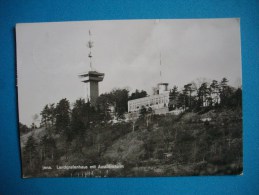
xmin=16 ymin=18 xmax=242 ymax=125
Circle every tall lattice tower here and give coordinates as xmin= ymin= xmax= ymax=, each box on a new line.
xmin=78 ymin=30 xmax=104 ymax=106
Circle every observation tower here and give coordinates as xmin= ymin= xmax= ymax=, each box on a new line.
xmin=79 ymin=30 xmax=104 ymax=106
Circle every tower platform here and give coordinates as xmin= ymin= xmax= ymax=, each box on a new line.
xmin=79 ymin=71 xmax=104 ymax=83
xmin=79 ymin=70 xmax=104 ymax=106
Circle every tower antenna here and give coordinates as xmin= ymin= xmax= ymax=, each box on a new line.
xmin=87 ymin=30 xmax=94 ymax=70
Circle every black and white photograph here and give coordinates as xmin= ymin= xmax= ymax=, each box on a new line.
xmin=16 ymin=19 xmax=243 ymax=178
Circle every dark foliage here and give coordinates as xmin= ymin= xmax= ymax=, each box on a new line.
xmin=55 ymin=98 xmax=70 ymax=133
xmin=129 ymin=89 xmax=147 ymax=100
xmin=19 ymin=122 xmax=31 ymax=134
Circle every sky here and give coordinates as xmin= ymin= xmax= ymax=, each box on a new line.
xmin=16 ymin=19 xmax=242 ymax=126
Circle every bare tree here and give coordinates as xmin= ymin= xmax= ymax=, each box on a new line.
xmin=128 ymin=112 xmax=138 ymax=132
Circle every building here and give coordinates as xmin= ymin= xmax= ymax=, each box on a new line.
xmin=128 ymin=83 xmax=170 ymax=115
xmin=128 ymin=81 xmax=221 ymax=115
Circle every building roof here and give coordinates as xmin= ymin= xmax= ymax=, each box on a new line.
xmin=78 ymin=70 xmax=104 ymax=83
xmin=78 ymin=70 xmax=104 ymax=78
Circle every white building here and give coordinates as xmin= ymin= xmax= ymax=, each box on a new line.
xmin=128 ymin=83 xmax=170 ymax=114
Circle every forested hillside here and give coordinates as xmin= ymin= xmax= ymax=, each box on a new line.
xmin=19 ymin=78 xmax=242 ymax=177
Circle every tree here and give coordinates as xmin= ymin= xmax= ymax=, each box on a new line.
xmin=197 ymin=82 xmax=210 ymax=108
xmin=19 ymin=122 xmax=30 ymax=134
xmin=219 ymin=77 xmax=234 ymax=107
xmin=138 ymin=106 xmax=153 ymax=128
xmin=220 ymin=78 xmax=229 ymax=103
xmin=231 ymin=88 xmax=242 ymax=108
xmin=96 ymin=93 xmax=114 ymax=120
xmin=145 ymin=107 xmax=153 ymax=128
xmin=139 ymin=106 xmax=147 ymax=119
xmin=40 ymin=103 xmax=56 ymax=130
xmin=30 ymin=123 xmax=37 ymax=130
xmin=70 ymin=99 xmax=90 ymax=137
xmin=177 ymin=92 xmax=186 ymax=110
xmin=97 ymin=88 xmax=129 ymax=119
xmin=40 ymin=104 xmax=50 ymax=128
xmin=129 ymin=89 xmax=147 ymax=100
xmin=112 ymin=88 xmax=129 ymax=119
xmin=220 ymin=77 xmax=229 ymax=89
xmin=210 ymin=80 xmax=219 ymax=93
xmin=55 ymin=98 xmax=70 ymax=133
xmin=225 ymin=87 xmax=242 ymax=108
xmin=128 ymin=112 xmax=138 ymax=132
xmin=183 ymin=83 xmax=195 ymax=109
xmin=210 ymin=80 xmax=220 ymax=105
xmin=39 ymin=135 xmax=48 ymax=161
xmin=169 ymin=86 xmax=178 ymax=110
xmin=39 ymin=135 xmax=56 ymax=161
xmin=48 ymin=103 xmax=56 ymax=127
xmin=23 ymin=135 xmax=39 ymax=170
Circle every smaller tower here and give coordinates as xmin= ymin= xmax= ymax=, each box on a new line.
xmin=157 ymin=83 xmax=169 ymax=94
xmin=157 ymin=52 xmax=169 ymax=94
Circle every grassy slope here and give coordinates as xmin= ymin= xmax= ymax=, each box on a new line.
xmin=20 ymin=127 xmax=45 ymax=147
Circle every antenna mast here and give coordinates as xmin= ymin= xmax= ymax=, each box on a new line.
xmin=160 ymin=52 xmax=162 ymax=82
xmin=87 ymin=30 xmax=94 ymax=70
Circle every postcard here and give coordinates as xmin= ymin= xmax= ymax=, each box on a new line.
xmin=16 ymin=19 xmax=242 ymax=178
